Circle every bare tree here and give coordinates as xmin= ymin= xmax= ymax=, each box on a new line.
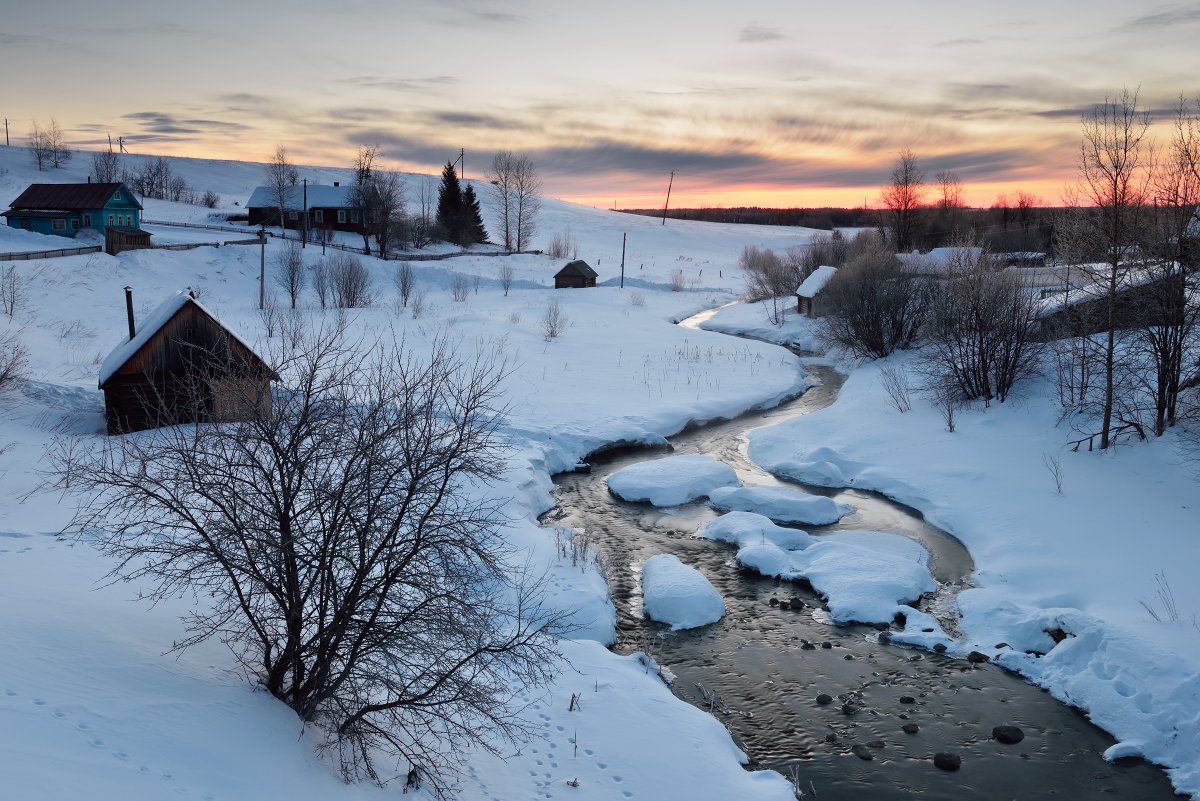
xmin=50 ymin=324 xmax=564 ymax=795
xmin=329 ymin=253 xmax=372 ymax=308
xmin=1 ymin=265 xmax=25 ymax=317
xmin=498 ymin=263 xmax=514 ymax=297
xmin=92 ymin=149 xmax=121 ymax=183
xmin=265 ymin=145 xmax=299 ymax=230
xmin=488 ymin=151 xmax=542 ymax=252
xmin=274 ymin=241 xmax=306 ymax=309
xmin=1065 ymin=88 xmax=1154 ymax=449
xmin=349 ymin=146 xmax=406 ymax=258
xmin=313 ymin=258 xmax=332 ymax=309
xmin=934 ymin=170 xmax=965 ymax=240
xmin=410 ymin=177 xmax=437 ymax=249
xmin=394 ymin=262 xmax=415 ymax=308
xmin=28 ymin=122 xmax=49 ymax=171
xmin=46 ymin=120 xmax=72 ymax=168
xmin=450 ymin=272 xmax=470 ymax=302
xmin=881 ymin=149 xmax=926 ymax=253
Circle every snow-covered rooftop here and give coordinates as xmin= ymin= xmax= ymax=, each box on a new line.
xmin=98 ymin=291 xmax=268 ymax=386
xmin=796 ymin=265 xmax=837 ymax=298
xmin=245 ymin=183 xmax=354 ymax=210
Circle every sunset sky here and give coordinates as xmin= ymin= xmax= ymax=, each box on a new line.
xmin=2 ymin=1 xmax=1197 ymax=209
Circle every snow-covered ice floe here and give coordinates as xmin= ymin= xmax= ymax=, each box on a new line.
xmin=607 ymin=454 xmax=739 ymax=507
xmin=641 ymin=554 xmax=726 ymax=630
xmin=707 ymin=484 xmax=852 ymax=525
xmin=699 ymin=512 xmax=946 ymax=639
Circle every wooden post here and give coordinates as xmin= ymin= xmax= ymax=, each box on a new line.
xmin=662 ymin=171 xmax=674 ymax=226
xmin=302 ymin=178 xmax=308 ymax=248
xmin=258 ymin=227 xmax=266 ymax=310
xmin=620 ymin=232 xmax=626 ymax=289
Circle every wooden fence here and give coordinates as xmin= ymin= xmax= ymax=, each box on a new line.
xmin=0 ymin=245 xmax=103 ymax=262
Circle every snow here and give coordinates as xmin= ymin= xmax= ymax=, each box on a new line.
xmin=745 ymin=349 xmax=1200 ymax=794
xmin=5 ymin=141 xmax=1200 ymax=799
xmin=698 ymin=512 xmax=941 ymax=631
xmin=640 ymin=554 xmax=726 ymax=630
xmin=607 ymin=454 xmax=739 ymax=506
xmin=796 ymin=265 xmax=836 ymax=298
xmin=707 ymin=484 xmax=853 ymax=525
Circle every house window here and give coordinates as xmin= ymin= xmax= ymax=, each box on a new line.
xmin=53 ymin=219 xmax=66 ymax=230
xmin=314 ymin=210 xmax=324 ymax=224
xmin=337 ymin=210 xmax=346 ymax=224
xmin=108 ymin=215 xmax=115 ymax=225
xmin=83 ymin=214 xmax=92 ymax=227
xmin=351 ymin=210 xmax=360 ymax=223
xmin=288 ymin=211 xmax=298 ymax=221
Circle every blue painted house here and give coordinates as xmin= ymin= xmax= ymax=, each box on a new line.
xmin=3 ymin=182 xmax=143 ymax=238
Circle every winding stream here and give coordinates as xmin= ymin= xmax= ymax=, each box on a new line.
xmin=540 ymin=308 xmax=1181 ymax=799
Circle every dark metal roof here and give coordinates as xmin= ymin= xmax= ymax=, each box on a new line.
xmin=556 ymin=259 xmax=598 ymax=279
xmin=1 ymin=209 xmax=73 ymax=218
xmin=7 ymin=182 xmax=143 ymax=212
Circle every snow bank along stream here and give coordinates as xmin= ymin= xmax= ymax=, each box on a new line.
xmin=542 ymin=314 xmax=1180 ymax=800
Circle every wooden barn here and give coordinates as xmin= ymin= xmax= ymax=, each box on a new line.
xmin=554 ymin=260 xmax=598 ymax=288
xmin=99 ymin=289 xmax=276 ymax=434
xmin=795 ymin=265 xmax=838 ymax=318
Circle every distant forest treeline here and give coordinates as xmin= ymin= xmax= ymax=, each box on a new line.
xmin=618 ymin=205 xmax=1057 ymax=256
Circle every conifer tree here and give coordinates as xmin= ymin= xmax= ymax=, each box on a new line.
xmin=436 ymin=161 xmax=465 ymax=245
xmin=461 ymin=184 xmax=489 ymax=246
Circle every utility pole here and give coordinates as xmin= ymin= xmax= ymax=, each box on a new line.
xmin=4 ymin=118 xmax=9 ymax=147
xmin=118 ymin=136 xmax=127 ymax=154
xmin=258 ymin=227 xmax=266 ymax=310
xmin=620 ymin=232 xmax=626 ymax=289
xmin=662 ymin=171 xmax=675 ymax=226
xmin=451 ymin=148 xmax=465 ymax=180
xmin=302 ymin=178 xmax=308 ymax=248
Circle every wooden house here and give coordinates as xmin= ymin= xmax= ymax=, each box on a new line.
xmin=554 ymin=260 xmax=598 ymax=288
xmin=99 ymin=289 xmax=276 ymax=434
xmin=245 ymin=182 xmax=366 ymax=235
xmin=3 ymin=181 xmax=144 ymax=238
xmin=795 ymin=265 xmax=837 ymax=317
xmin=105 ymin=225 xmax=153 ymax=256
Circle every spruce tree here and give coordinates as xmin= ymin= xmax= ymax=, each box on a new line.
xmin=436 ymin=161 xmax=465 ymax=245
xmin=461 ymin=184 xmax=489 ymax=246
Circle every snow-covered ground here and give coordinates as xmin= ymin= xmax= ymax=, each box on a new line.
xmin=0 ymin=146 xmax=816 ymax=801
xmin=4 ymin=144 xmax=1200 ymax=799
xmin=707 ymin=484 xmax=853 ymax=525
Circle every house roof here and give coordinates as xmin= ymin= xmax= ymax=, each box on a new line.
xmin=7 ymin=182 xmax=142 ymax=212
xmin=107 ymin=225 xmax=151 ymax=237
xmin=246 ymin=184 xmax=355 ymax=210
xmin=556 ymin=259 xmax=598 ymax=279
xmin=796 ymin=265 xmax=837 ymax=298
xmin=99 ymin=291 xmax=272 ymax=387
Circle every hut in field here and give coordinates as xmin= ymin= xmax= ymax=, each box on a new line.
xmin=99 ymin=288 xmax=276 ymax=434
xmin=795 ymin=265 xmax=837 ymax=317
xmin=554 ymin=260 xmax=598 ymax=288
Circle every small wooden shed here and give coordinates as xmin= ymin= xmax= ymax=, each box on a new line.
xmin=795 ymin=265 xmax=837 ymax=317
xmin=99 ymin=289 xmax=276 ymax=434
xmin=554 ymin=260 xmax=598 ymax=288
xmin=105 ymin=225 xmax=153 ymax=256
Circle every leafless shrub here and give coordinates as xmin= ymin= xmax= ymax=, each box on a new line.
xmin=259 ymin=293 xmax=281 ymax=337
xmin=924 ymin=375 xmax=959 ymax=433
xmin=547 ymin=230 xmax=577 ymax=260
xmin=1042 ymin=451 xmax=1064 ymax=495
xmin=541 ymin=298 xmax=568 ymax=340
xmin=274 ymin=241 xmax=306 ymax=309
xmin=1140 ymin=571 xmax=1180 ymax=622
xmin=820 ymin=233 xmax=929 ymax=359
xmin=507 ymin=311 xmax=521 ymax=324
xmin=49 ymin=324 xmax=565 ymax=796
xmin=410 ymin=290 xmax=427 ymax=319
xmin=879 ymin=364 xmax=912 ymax=413
xmin=499 ymin=263 xmax=515 ymax=297
xmin=330 ymin=252 xmax=372 ymax=308
xmin=1 ymin=265 xmax=25 ymax=317
xmin=201 ymin=190 xmax=220 ymax=209
xmin=394 ymin=262 xmax=415 ymax=308
xmin=0 ymin=328 xmax=28 ymax=389
xmin=450 ymin=272 xmax=470 ymax=302
xmin=628 ymin=291 xmax=645 ymax=307
xmin=312 ymin=259 xmax=331 ymax=309
xmin=669 ymin=269 xmax=686 ymax=292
